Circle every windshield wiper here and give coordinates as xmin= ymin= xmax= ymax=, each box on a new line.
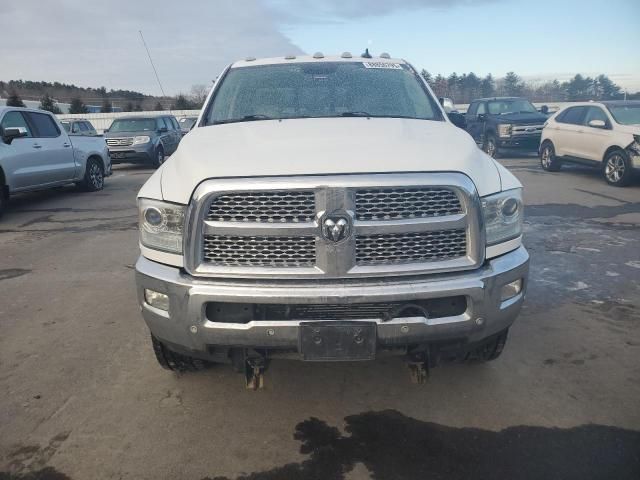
xmin=213 ymin=115 xmax=272 ymax=125
xmin=339 ymin=111 xmax=372 ymax=117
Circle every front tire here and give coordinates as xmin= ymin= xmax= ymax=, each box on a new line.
xmin=483 ymin=134 xmax=499 ymax=158
xmin=151 ymin=335 xmax=208 ymax=372
xmin=464 ymin=329 xmax=509 ymax=363
xmin=603 ymin=149 xmax=633 ymax=187
xmin=79 ymin=157 xmax=104 ymax=191
xmin=540 ymin=141 xmax=562 ymax=172
xmin=152 ymin=147 xmax=165 ymax=168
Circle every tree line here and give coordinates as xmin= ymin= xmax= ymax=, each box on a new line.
xmin=1 ymin=79 xmax=210 ymax=114
xmin=420 ymin=71 xmax=638 ymax=104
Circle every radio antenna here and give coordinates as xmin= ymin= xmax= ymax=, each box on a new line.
xmin=139 ymin=30 xmax=169 ymax=109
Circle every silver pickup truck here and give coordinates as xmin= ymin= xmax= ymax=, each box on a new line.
xmin=0 ymin=107 xmax=111 ymax=216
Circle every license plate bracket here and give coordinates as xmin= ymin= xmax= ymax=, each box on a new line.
xmin=299 ymin=322 xmax=376 ymax=361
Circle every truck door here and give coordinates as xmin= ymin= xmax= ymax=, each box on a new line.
xmin=24 ymin=111 xmax=77 ymax=183
xmin=465 ymin=101 xmax=485 ymax=143
xmin=0 ymin=110 xmax=42 ymax=190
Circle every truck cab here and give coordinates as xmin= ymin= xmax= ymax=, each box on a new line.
xmin=465 ymin=97 xmax=548 ymax=158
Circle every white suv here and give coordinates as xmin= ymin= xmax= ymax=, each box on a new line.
xmin=539 ymin=101 xmax=640 ymax=186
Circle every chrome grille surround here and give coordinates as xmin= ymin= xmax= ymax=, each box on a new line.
xmin=511 ymin=124 xmax=544 ymax=136
xmin=106 ymin=137 xmax=134 ymax=147
xmin=184 ymin=173 xmax=484 ymax=279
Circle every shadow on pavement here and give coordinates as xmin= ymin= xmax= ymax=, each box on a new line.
xmin=205 ymin=410 xmax=639 ymax=480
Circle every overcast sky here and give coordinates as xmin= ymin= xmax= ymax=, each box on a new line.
xmin=1 ymin=0 xmax=639 ymax=95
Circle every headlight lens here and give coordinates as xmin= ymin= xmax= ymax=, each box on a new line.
xmin=138 ymin=198 xmax=185 ymax=254
xmin=132 ymin=135 xmax=151 ymax=145
xmin=482 ymin=188 xmax=523 ymax=246
xmin=498 ymin=124 xmax=512 ymax=138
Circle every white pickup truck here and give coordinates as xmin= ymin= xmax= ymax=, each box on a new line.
xmin=135 ymin=54 xmax=529 ymax=388
xmin=0 ymin=107 xmax=111 ymax=216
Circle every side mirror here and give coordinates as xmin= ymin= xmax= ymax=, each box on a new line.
xmin=588 ymin=119 xmax=606 ymax=129
xmin=448 ymin=112 xmax=467 ymax=129
xmin=158 ymin=127 xmax=168 ymax=133
xmin=477 ymin=113 xmax=486 ymax=121
xmin=540 ymin=105 xmax=549 ymax=114
xmin=2 ymin=127 xmax=28 ymax=144
xmin=103 ymin=128 xmax=109 ymax=133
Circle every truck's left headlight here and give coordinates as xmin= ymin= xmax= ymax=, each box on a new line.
xmin=482 ymin=188 xmax=523 ymax=246
xmin=138 ymin=198 xmax=185 ymax=254
xmin=498 ymin=124 xmax=512 ymax=138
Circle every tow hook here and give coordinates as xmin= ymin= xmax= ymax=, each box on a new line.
xmin=407 ymin=350 xmax=430 ymax=384
xmin=245 ymin=356 xmax=266 ymax=390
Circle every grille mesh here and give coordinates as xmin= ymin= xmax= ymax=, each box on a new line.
xmin=207 ymin=191 xmax=316 ymax=223
xmin=356 ymin=229 xmax=467 ymax=265
xmin=203 ymin=235 xmax=315 ymax=267
xmin=106 ymin=137 xmax=133 ymax=147
xmin=355 ymin=188 xmax=462 ymax=221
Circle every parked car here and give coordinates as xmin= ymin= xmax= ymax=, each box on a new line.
xmin=60 ymin=119 xmax=98 ymax=136
xmin=178 ymin=116 xmax=198 ymax=136
xmin=540 ymin=101 xmax=640 ymax=186
xmin=465 ymin=97 xmax=548 ymax=157
xmin=0 ymin=107 xmax=111 ymax=216
xmin=135 ymin=54 xmax=529 ymax=388
xmin=104 ymin=115 xmax=181 ymax=167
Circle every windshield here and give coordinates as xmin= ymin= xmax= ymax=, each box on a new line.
xmin=179 ymin=117 xmax=197 ymax=129
xmin=109 ymin=118 xmax=156 ymax=132
xmin=487 ymin=99 xmax=538 ymax=115
xmin=205 ymin=61 xmax=442 ymax=125
xmin=607 ymin=104 xmax=640 ymax=125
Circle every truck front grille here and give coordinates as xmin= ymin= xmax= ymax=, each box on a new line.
xmin=207 ymin=191 xmax=315 ymax=223
xmin=356 ymin=229 xmax=467 ymax=265
xmin=355 ymin=188 xmax=462 ymax=220
xmin=203 ymin=235 xmax=315 ymax=267
xmin=187 ymin=173 xmax=483 ymax=279
xmin=106 ymin=137 xmax=134 ymax=147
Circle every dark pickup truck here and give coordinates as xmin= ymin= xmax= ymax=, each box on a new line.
xmin=465 ymin=97 xmax=548 ymax=158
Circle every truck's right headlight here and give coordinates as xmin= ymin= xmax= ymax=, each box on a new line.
xmin=138 ymin=198 xmax=185 ymax=254
xmin=132 ymin=135 xmax=151 ymax=145
xmin=482 ymin=188 xmax=523 ymax=246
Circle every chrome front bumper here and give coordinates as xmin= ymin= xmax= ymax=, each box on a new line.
xmin=135 ymin=246 xmax=529 ymax=357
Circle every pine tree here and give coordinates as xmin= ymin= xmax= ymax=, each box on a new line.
xmin=6 ymin=90 xmax=26 ymax=107
xmin=69 ymin=97 xmax=87 ymax=114
xmin=100 ymin=99 xmax=113 ymax=113
xmin=503 ymin=72 xmax=524 ymax=96
xmin=39 ymin=93 xmax=62 ymax=114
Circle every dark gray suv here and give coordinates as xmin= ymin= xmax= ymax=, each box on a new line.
xmin=104 ymin=115 xmax=181 ymax=167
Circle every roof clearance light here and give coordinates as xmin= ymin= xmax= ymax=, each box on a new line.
xmin=285 ymin=54 xmax=296 ymax=60
xmin=245 ymin=56 xmax=256 ymax=62
xmin=341 ymin=52 xmax=352 ymax=58
xmin=313 ymin=52 xmax=324 ymax=59
xmin=380 ymin=52 xmax=391 ymax=59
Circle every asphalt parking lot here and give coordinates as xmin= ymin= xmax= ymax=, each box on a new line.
xmin=1 ymin=156 xmax=639 ymax=480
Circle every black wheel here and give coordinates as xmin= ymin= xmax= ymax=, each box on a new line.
xmin=79 ymin=157 xmax=104 ymax=191
xmin=464 ymin=329 xmax=509 ymax=363
xmin=603 ymin=149 xmax=633 ymax=187
xmin=0 ymin=184 xmax=7 ymax=219
xmin=483 ymin=134 xmax=499 ymax=158
xmin=152 ymin=147 xmax=165 ymax=168
xmin=151 ymin=335 xmax=208 ymax=372
xmin=540 ymin=141 xmax=562 ymax=172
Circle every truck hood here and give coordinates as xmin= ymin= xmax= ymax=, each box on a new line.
xmin=487 ymin=112 xmax=548 ymax=124
xmin=158 ymin=118 xmax=506 ymax=204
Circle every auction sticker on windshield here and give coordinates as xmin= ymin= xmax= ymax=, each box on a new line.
xmin=362 ymin=62 xmax=403 ymax=69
